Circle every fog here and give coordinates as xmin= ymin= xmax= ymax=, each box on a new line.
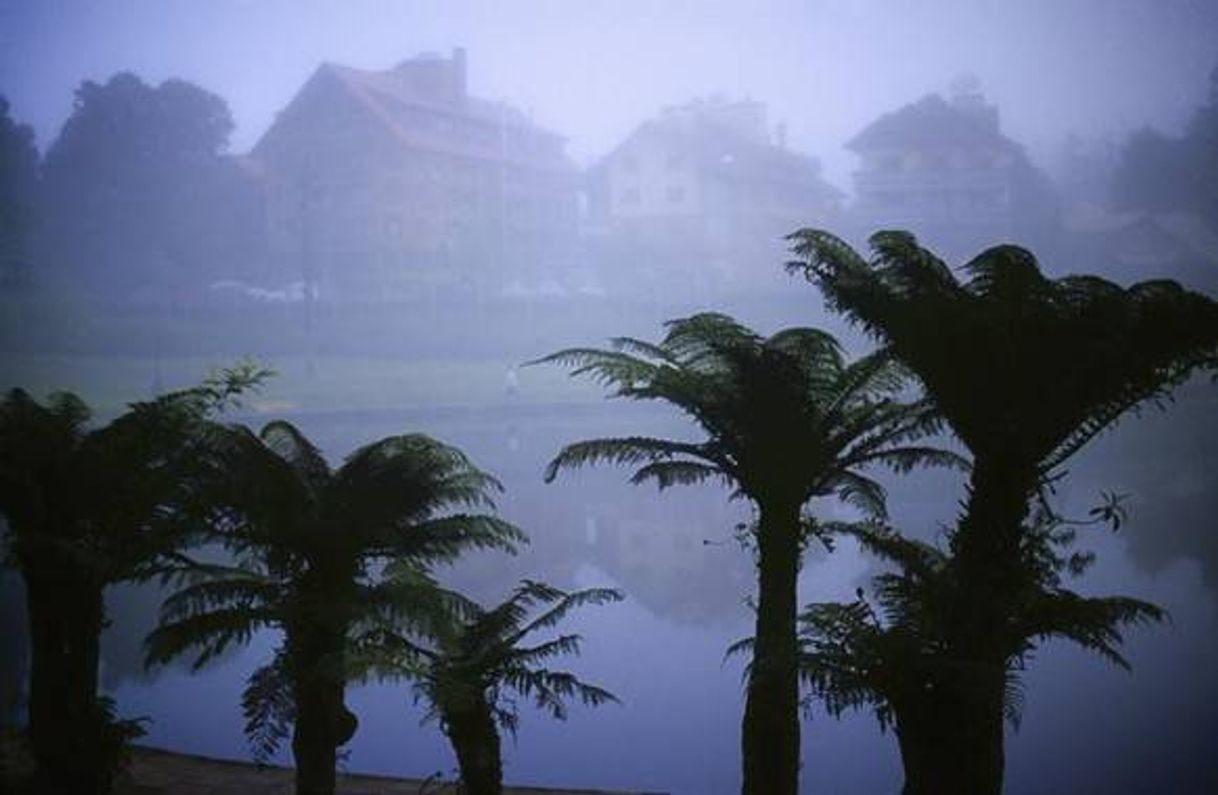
xmin=2 ymin=1 xmax=1217 ymax=793
xmin=4 ymin=1 xmax=1217 ymax=179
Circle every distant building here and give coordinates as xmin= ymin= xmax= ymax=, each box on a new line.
xmin=584 ymin=97 xmax=843 ymax=296
xmin=845 ymin=82 xmax=1057 ymax=260
xmin=249 ymin=49 xmax=578 ymax=301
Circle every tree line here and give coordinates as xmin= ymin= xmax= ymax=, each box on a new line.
xmin=3 ymin=63 xmax=1218 ymax=300
xmin=1 ymin=77 xmax=261 ymax=297
xmin=4 ymin=228 xmax=1217 ymax=795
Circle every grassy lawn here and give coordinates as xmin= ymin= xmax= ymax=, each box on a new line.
xmin=0 ymin=351 xmax=602 ymax=418
xmin=0 ymin=289 xmax=825 ymax=417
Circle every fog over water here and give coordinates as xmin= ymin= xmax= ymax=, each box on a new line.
xmin=2 ymin=1 xmax=1218 ymax=793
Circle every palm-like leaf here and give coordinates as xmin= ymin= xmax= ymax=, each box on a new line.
xmin=146 ymin=420 xmax=524 ymax=764
xmin=788 ymin=228 xmax=1218 ymax=469
xmin=145 ymin=603 xmax=277 ymax=671
xmin=260 ymin=420 xmax=331 ymax=499
xmin=242 ymin=649 xmax=294 ymax=764
xmin=795 ymin=517 xmax=1167 ymax=732
xmin=538 ymin=312 xmax=958 ymax=521
xmin=378 ymin=580 xmax=622 ymax=736
xmin=501 ymin=668 xmax=619 ymax=721
xmin=1016 ymin=590 xmax=1166 ymax=670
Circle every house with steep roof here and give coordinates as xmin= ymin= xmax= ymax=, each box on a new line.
xmin=846 ymin=85 xmax=1057 ymax=260
xmin=584 ymin=98 xmax=843 ymax=295
xmin=249 ymin=49 xmax=578 ymax=301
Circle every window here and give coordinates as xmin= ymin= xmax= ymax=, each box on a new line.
xmin=666 ymin=185 xmax=685 ymax=203
xmin=620 ymin=187 xmax=641 ymax=206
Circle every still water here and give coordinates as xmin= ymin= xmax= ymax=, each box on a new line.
xmin=100 ymin=396 xmax=1218 ymax=794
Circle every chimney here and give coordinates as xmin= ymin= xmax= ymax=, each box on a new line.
xmin=949 ymin=73 xmax=1000 ymax=132
xmin=394 ymin=49 xmax=466 ymax=103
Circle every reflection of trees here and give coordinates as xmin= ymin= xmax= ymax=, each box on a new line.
xmin=274 ymin=403 xmax=762 ymax=624
xmin=582 ymin=487 xmax=754 ymax=626
xmin=1069 ymin=386 xmax=1218 ymax=590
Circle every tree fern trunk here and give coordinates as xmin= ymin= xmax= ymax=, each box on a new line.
xmin=289 ymin=620 xmax=355 ymax=795
xmin=445 ymin=700 xmax=504 ymax=795
xmin=909 ymin=455 xmax=1035 ymax=795
xmin=740 ymin=499 xmax=801 ymax=795
xmin=893 ymin=665 xmax=1006 ymax=795
xmin=22 ymin=552 xmax=104 ymax=792
xmin=292 ymin=676 xmax=355 ymax=795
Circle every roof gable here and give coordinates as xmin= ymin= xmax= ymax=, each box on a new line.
xmin=595 ymin=114 xmax=843 ymax=199
xmin=848 ymin=93 xmax=1018 ymax=153
xmin=250 ymin=64 xmax=399 ymax=162
xmin=252 ymin=59 xmax=573 ymax=172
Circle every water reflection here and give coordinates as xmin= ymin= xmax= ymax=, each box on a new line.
xmin=22 ymin=393 xmax=1216 ymax=793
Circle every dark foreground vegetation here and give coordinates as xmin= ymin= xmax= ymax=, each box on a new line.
xmin=786 ymin=229 xmax=1218 ymax=794
xmin=2 ymin=229 xmax=1217 ymax=795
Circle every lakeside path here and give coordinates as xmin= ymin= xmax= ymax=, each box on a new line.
xmin=118 ymin=746 xmax=667 ymax=795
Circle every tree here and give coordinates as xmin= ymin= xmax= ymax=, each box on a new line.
xmin=795 ymin=511 xmax=1163 ymax=795
xmin=788 ymin=228 xmax=1218 ymax=794
xmin=1110 ymin=65 xmax=1218 ymax=226
xmin=38 ymin=72 xmax=260 ymax=297
xmin=0 ymin=96 xmax=38 ymax=287
xmin=364 ymin=580 xmax=621 ymax=795
xmin=145 ymin=421 xmax=525 ymax=795
xmin=1109 ymin=127 xmax=1188 ymax=213
xmin=533 ymin=313 xmax=962 ymax=795
xmin=0 ymin=365 xmax=265 ymax=793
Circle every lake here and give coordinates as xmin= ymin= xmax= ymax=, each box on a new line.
xmin=44 ymin=392 xmax=1218 ymax=793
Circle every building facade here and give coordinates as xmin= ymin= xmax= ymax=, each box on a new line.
xmin=585 ymin=98 xmax=843 ymax=296
xmin=845 ymin=85 xmax=1057 ymax=261
xmin=250 ymin=49 xmax=578 ymax=302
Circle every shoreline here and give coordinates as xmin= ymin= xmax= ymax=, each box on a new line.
xmin=120 ymin=744 xmax=666 ymax=794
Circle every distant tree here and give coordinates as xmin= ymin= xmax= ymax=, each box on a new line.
xmin=364 ymin=580 xmax=621 ymax=795
xmin=0 ymin=364 xmax=265 ymax=793
xmin=1111 ymin=65 xmax=1218 ymax=226
xmin=789 ymin=228 xmax=1218 ymax=794
xmin=38 ymin=73 xmax=260 ymax=298
xmin=145 ymin=422 xmax=524 ymax=795
xmin=1109 ymin=127 xmax=1189 ymax=212
xmin=1183 ymin=65 xmax=1218 ymax=224
xmin=0 ymin=96 xmax=38 ymax=287
xmin=534 ymin=313 xmax=963 ymax=795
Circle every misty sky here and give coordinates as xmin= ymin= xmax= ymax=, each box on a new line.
xmin=2 ymin=0 xmax=1216 ymax=189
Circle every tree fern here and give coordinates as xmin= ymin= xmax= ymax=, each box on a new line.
xmin=145 ymin=420 xmax=523 ymax=795
xmin=536 ymin=313 xmax=959 ymax=795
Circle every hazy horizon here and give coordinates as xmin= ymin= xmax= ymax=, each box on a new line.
xmin=3 ymin=0 xmax=1216 ymax=190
